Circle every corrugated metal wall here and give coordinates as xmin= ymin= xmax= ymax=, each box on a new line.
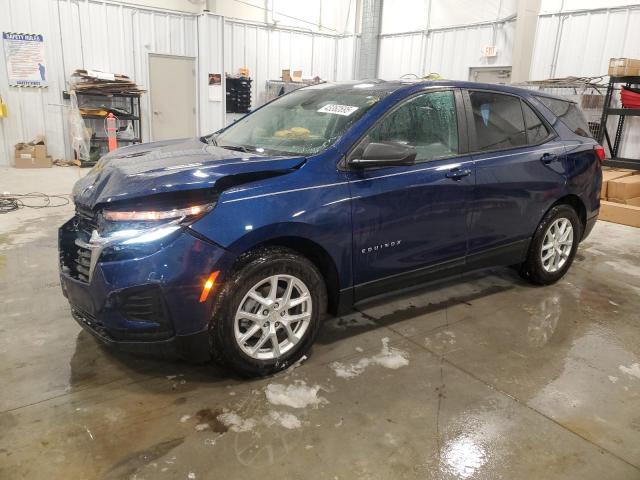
xmin=57 ymin=0 xmax=198 ymax=149
xmin=530 ymin=5 xmax=640 ymax=158
xmin=378 ymin=19 xmax=515 ymax=80
xmin=0 ymin=3 xmax=353 ymax=166
xmin=197 ymin=14 xmax=225 ymax=136
xmin=0 ymin=0 xmax=198 ymax=166
xmin=0 ymin=0 xmax=65 ymax=165
xmin=531 ymin=6 xmax=640 ymax=79
xmin=221 ymin=19 xmax=356 ymax=107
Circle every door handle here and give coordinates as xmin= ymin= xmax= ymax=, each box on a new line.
xmin=445 ymin=168 xmax=472 ymax=180
xmin=540 ymin=153 xmax=558 ymax=164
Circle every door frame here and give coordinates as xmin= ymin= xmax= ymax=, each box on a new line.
xmin=468 ymin=66 xmax=512 ymax=84
xmin=147 ymin=53 xmax=198 ymax=141
xmin=342 ymin=87 xmax=471 ymax=169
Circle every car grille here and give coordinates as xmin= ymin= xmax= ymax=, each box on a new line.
xmin=73 ymin=245 xmax=92 ymax=282
xmin=59 ymin=204 xmax=98 ymax=283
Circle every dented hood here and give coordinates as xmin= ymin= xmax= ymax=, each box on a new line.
xmin=72 ymin=138 xmax=305 ymax=208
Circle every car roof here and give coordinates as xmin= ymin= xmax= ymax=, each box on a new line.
xmin=307 ymin=79 xmax=572 ymax=103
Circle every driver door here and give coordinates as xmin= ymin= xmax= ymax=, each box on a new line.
xmin=345 ymin=89 xmax=475 ymax=300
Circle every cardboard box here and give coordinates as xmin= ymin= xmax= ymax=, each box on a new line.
xmin=609 ymin=196 xmax=640 ymax=207
xmin=608 ymin=58 xmax=640 ymax=77
xmin=14 ymin=153 xmax=52 ymax=168
xmin=601 ymin=169 xmax=634 ymax=199
xmin=600 ymin=200 xmax=640 ymax=228
xmin=607 ymin=175 xmax=640 ymax=200
xmin=14 ymin=143 xmax=51 ymax=168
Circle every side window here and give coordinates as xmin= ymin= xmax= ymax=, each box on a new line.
xmin=536 ymin=96 xmax=592 ymax=138
xmin=367 ymin=90 xmax=459 ymax=161
xmin=469 ymin=91 xmax=527 ymax=151
xmin=522 ymin=102 xmax=551 ymax=145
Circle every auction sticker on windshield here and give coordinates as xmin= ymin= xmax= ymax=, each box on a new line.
xmin=317 ymin=104 xmax=359 ymax=116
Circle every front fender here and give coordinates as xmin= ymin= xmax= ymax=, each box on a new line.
xmin=190 ymin=168 xmax=353 ymax=289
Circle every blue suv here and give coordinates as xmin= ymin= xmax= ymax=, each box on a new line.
xmin=59 ymin=80 xmax=603 ymax=376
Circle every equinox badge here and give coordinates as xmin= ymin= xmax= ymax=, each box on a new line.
xmin=362 ymin=240 xmax=402 ymax=254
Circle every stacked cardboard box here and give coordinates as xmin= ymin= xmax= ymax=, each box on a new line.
xmin=14 ymin=136 xmax=52 ymax=168
xmin=600 ymin=169 xmax=633 ymax=199
xmin=608 ymin=58 xmax=640 ymax=77
xmin=600 ymin=167 xmax=640 ymax=227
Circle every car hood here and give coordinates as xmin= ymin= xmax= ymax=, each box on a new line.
xmin=72 ymin=138 xmax=306 ymax=209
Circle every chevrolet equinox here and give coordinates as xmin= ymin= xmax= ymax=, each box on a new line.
xmin=59 ymin=80 xmax=603 ymax=376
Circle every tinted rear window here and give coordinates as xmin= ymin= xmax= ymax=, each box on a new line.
xmin=469 ymin=91 xmax=527 ymax=151
xmin=536 ymin=96 xmax=592 ymax=138
xmin=522 ymin=102 xmax=551 ymax=144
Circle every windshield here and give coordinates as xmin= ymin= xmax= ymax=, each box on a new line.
xmin=212 ymin=86 xmax=384 ymax=155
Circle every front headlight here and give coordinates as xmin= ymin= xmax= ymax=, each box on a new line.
xmin=74 ymin=200 xmax=216 ymax=280
xmin=103 ymin=203 xmax=214 ymax=222
xmin=97 ymin=201 xmax=215 ymax=246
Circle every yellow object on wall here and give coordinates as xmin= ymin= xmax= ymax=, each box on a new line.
xmin=0 ymin=96 xmax=7 ymax=118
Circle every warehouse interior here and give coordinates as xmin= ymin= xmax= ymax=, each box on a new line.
xmin=1 ymin=1 xmax=640 ymax=479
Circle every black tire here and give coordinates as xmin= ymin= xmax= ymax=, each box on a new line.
xmin=519 ymin=204 xmax=582 ymax=285
xmin=209 ymin=247 xmax=327 ymax=377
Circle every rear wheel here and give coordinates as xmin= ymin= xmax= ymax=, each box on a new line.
xmin=519 ymin=205 xmax=581 ymax=285
xmin=209 ymin=247 xmax=326 ymax=376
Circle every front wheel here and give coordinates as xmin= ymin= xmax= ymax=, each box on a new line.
xmin=209 ymin=247 xmax=326 ymax=377
xmin=519 ymin=204 xmax=582 ymax=285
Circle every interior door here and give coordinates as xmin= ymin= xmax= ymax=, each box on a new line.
xmin=149 ymin=55 xmax=196 ymax=141
xmin=346 ymin=89 xmax=474 ymax=300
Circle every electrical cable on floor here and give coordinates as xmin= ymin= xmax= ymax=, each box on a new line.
xmin=0 ymin=192 xmax=71 ymax=214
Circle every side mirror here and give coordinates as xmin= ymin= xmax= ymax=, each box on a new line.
xmin=350 ymin=142 xmax=417 ymax=168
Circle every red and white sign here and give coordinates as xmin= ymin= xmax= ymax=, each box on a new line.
xmin=482 ymin=45 xmax=497 ymax=57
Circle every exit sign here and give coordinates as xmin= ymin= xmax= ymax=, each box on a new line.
xmin=482 ymin=45 xmax=497 ymax=57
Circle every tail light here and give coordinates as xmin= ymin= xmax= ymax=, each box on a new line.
xmin=594 ymin=145 xmax=606 ymax=163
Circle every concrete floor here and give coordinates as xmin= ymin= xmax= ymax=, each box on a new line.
xmin=1 ymin=166 xmax=640 ymax=480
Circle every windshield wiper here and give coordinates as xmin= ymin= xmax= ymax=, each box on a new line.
xmin=218 ymin=144 xmax=251 ymax=153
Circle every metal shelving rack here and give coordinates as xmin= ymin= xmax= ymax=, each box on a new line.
xmin=597 ymin=76 xmax=640 ymax=170
xmin=63 ymin=90 xmax=142 ymax=166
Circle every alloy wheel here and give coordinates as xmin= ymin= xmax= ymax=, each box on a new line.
xmin=234 ymin=274 xmax=312 ymax=360
xmin=540 ymin=217 xmax=574 ymax=273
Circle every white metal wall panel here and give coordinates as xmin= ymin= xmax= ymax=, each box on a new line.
xmin=223 ymin=20 xmax=349 ymax=108
xmin=531 ymin=8 xmax=640 ymax=79
xmin=378 ymin=33 xmax=424 ymax=79
xmin=530 ymin=6 xmax=640 ymax=158
xmin=378 ymin=20 xmax=514 ymax=81
xmin=0 ymin=0 xmax=198 ymax=166
xmin=198 ymin=14 xmax=225 ymax=136
xmin=0 ymin=0 xmax=66 ymax=166
xmin=312 ymin=35 xmax=338 ymax=80
xmin=336 ymin=35 xmax=359 ymax=80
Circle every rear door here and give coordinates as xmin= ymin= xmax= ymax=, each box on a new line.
xmin=463 ymin=89 xmax=568 ymax=267
xmin=346 ymin=89 xmax=474 ymax=299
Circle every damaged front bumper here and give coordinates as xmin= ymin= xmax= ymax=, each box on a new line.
xmin=58 ymin=216 xmax=233 ymax=361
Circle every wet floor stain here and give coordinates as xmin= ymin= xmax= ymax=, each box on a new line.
xmin=195 ymin=408 xmax=229 ymax=433
xmin=102 ymin=437 xmax=185 ymax=480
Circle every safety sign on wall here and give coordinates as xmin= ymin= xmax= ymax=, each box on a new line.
xmin=2 ymin=32 xmax=48 ymax=87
